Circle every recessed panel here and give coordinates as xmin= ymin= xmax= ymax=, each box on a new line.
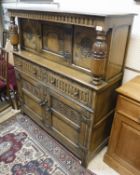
xmin=21 ymin=19 xmax=41 ymax=51
xmin=115 ymin=123 xmax=140 ymax=171
xmin=73 ymin=26 xmax=96 ymax=70
xmin=42 ymin=22 xmax=72 ymax=59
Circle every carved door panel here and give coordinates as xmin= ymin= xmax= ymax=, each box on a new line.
xmin=43 ymin=90 xmax=93 ymax=159
xmin=42 ymin=22 xmax=72 ymax=63
xmin=19 ymin=73 xmax=47 ymax=122
xmin=20 ymin=19 xmax=42 ymax=52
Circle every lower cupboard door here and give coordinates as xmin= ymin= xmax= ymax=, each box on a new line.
xmin=23 ymin=90 xmax=46 ymax=122
xmin=43 ymin=95 xmax=92 ymax=159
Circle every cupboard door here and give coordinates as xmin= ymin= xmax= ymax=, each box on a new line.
xmin=107 ymin=113 xmax=140 ymax=174
xmin=43 ymin=91 xmax=93 ymax=160
xmin=19 ymin=73 xmax=47 ymax=122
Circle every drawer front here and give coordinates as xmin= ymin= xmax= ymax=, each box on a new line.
xmin=43 ymin=93 xmax=93 ymax=159
xmin=43 ymin=70 xmax=92 ymax=106
xmin=14 ymin=56 xmax=92 ymax=107
xmin=14 ymin=56 xmax=43 ymax=80
xmin=117 ymin=95 xmax=140 ymax=124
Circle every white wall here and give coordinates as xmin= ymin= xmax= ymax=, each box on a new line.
xmin=55 ymin=0 xmax=140 ymax=83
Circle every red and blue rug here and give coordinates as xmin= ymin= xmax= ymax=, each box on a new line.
xmin=0 ymin=114 xmax=95 ymax=175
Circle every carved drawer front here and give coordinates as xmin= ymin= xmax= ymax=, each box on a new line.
xmin=43 ymin=93 xmax=92 ymax=159
xmin=42 ymin=70 xmax=92 ymax=107
xmin=14 ymin=56 xmax=43 ymax=80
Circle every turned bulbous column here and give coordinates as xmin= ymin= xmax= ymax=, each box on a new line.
xmin=9 ymin=17 xmax=19 ymax=51
xmin=91 ymin=30 xmax=107 ymax=85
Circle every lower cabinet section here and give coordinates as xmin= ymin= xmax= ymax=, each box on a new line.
xmin=15 ymin=67 xmax=119 ymax=167
xmin=43 ymin=91 xmax=93 ymax=162
xmin=17 ymin=71 xmax=92 ymax=163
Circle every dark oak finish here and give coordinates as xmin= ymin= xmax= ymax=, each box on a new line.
xmin=8 ymin=8 xmax=135 ymax=167
xmin=104 ymin=76 xmax=140 ymax=175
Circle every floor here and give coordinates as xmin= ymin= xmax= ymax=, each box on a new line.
xmin=88 ymin=148 xmax=119 ymax=175
xmin=0 ymin=107 xmax=119 ymax=175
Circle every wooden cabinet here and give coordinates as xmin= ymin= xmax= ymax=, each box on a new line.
xmin=104 ymin=76 xmax=140 ymax=175
xmin=8 ymin=8 xmax=135 ymax=167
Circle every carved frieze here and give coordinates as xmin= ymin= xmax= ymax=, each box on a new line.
xmin=47 ymin=71 xmax=92 ymax=106
xmin=8 ymin=10 xmax=104 ymax=28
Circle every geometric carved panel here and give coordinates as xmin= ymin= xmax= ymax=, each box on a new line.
xmin=52 ymin=97 xmax=81 ymax=126
xmin=73 ymin=26 xmax=96 ymax=70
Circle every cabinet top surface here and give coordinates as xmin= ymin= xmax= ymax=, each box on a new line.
xmin=117 ymin=76 xmax=140 ymax=103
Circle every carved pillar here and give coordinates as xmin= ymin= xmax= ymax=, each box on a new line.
xmin=91 ymin=29 xmax=107 ymax=85
xmin=9 ymin=16 xmax=19 ymax=51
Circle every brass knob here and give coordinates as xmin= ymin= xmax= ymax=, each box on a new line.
xmin=39 ymin=99 xmax=48 ymax=106
xmin=46 ymin=107 xmax=51 ymax=112
xmin=74 ymin=91 xmax=79 ymax=97
xmin=50 ymin=79 xmax=56 ymax=84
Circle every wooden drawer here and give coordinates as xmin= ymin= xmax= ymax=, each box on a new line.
xmin=44 ymin=71 xmax=92 ymax=106
xmin=14 ymin=56 xmax=43 ymax=81
xmin=14 ymin=56 xmax=92 ymax=107
xmin=117 ymin=95 xmax=140 ymax=124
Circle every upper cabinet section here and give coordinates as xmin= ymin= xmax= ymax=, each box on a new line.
xmin=8 ymin=9 xmax=135 ymax=85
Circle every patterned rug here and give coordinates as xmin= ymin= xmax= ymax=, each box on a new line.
xmin=0 ymin=114 xmax=95 ymax=175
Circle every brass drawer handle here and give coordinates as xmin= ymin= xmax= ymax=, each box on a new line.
xmin=74 ymin=91 xmax=79 ymax=97
xmin=46 ymin=107 xmax=51 ymax=112
xmin=50 ymin=79 xmax=56 ymax=84
xmin=39 ymin=99 xmax=48 ymax=106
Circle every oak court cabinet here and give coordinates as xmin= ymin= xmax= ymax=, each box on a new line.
xmin=8 ymin=8 xmax=135 ymax=167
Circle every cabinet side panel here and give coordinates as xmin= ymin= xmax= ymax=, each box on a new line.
xmin=94 ymin=80 xmax=121 ymax=124
xmin=106 ymin=26 xmax=129 ymax=80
